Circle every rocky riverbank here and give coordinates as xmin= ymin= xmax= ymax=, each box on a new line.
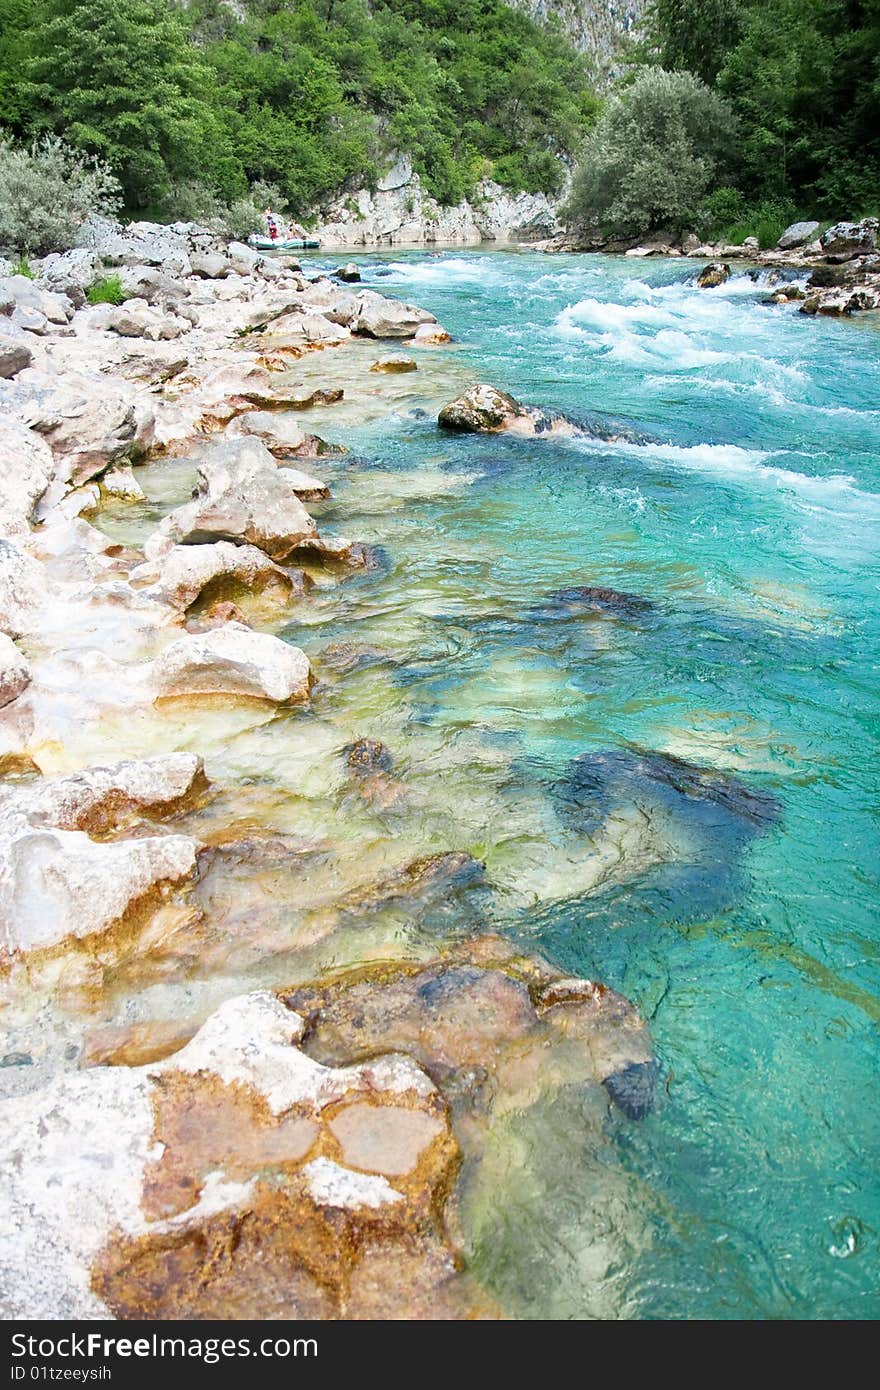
xmin=0 ymin=216 xmax=671 ymax=1319
xmin=536 ymin=216 xmax=880 ymax=317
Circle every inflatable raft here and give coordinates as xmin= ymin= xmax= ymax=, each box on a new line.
xmin=248 ymin=234 xmax=321 ymax=251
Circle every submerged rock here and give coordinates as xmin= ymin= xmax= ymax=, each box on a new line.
xmin=240 ymin=383 xmax=343 ymax=410
xmin=370 ymin=355 xmax=418 ymax=373
xmin=336 ymin=263 xmax=361 ymax=283
xmin=696 ymin=262 xmax=731 ymax=289
xmin=152 ymin=623 xmax=312 ymax=703
xmin=344 ymin=737 xmax=395 ymax=775
xmin=438 ymin=384 xmax=578 ymax=438
xmin=541 ymin=586 xmax=655 ymax=620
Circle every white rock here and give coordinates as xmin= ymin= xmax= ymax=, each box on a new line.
xmin=0 ymin=632 xmax=30 ymax=706
xmin=130 ymin=540 xmax=292 ymax=612
xmin=151 ymin=623 xmax=311 ymax=702
xmin=353 ymin=289 xmax=436 ymax=338
xmin=0 ymin=539 xmax=48 ymax=635
xmin=0 ymin=274 xmax=72 ymax=325
xmin=6 ymin=752 xmax=206 ymax=830
xmin=101 ymin=463 xmax=146 ymax=500
xmin=0 ymin=417 xmax=53 ymax=535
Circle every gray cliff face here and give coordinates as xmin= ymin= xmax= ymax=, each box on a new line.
xmin=508 ymin=0 xmax=644 ymax=62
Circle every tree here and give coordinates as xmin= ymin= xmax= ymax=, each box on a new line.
xmin=18 ymin=0 xmax=241 ymax=207
xmin=564 ymin=68 xmax=737 ymax=235
xmin=649 ymin=0 xmax=743 ymax=83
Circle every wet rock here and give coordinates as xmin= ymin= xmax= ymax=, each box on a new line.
xmin=344 ymin=738 xmax=395 ymax=775
xmin=542 ymin=586 xmax=655 ymax=619
xmin=130 ymin=540 xmax=301 ymax=615
xmin=370 ymin=355 xmax=417 ymax=373
xmin=288 ymin=534 xmax=378 ymax=571
xmin=336 ymin=263 xmax=362 ymax=283
xmin=334 ymin=851 xmax=485 ymax=918
xmin=318 ymin=642 xmax=395 ymax=675
xmin=561 ymin=747 xmax=780 ymax=833
xmin=352 ymin=290 xmax=437 ymax=338
xmin=602 ymin=1060 xmax=658 ymax=1120
xmin=100 ymin=464 xmax=145 ymax=501
xmin=262 ymin=310 xmax=350 ymax=347
xmin=240 ymin=383 xmax=343 ymax=410
xmin=145 ymin=438 xmax=317 ymax=563
xmin=0 ymin=334 xmax=33 ymax=380
xmin=0 ymin=805 xmax=198 ymax=958
xmin=227 ymin=410 xmax=328 ymax=463
xmin=0 ymin=633 xmax=30 ymax=706
xmin=3 ymin=752 xmax=208 ymax=834
xmin=0 ymin=990 xmax=485 ymax=1319
xmin=777 ymin=220 xmax=820 ymax=251
xmin=286 ymin=935 xmax=655 ymax=1116
xmin=438 ymin=384 xmax=578 ymax=439
xmin=151 ymin=623 xmax=312 ymax=703
xmin=696 ymin=262 xmax=731 ymax=289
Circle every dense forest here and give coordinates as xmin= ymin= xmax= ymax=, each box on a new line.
xmin=0 ymin=0 xmax=596 ymax=214
xmin=0 ymin=0 xmax=877 ymax=246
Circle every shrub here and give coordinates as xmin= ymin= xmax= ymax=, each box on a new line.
xmin=697 ymin=188 xmax=800 ymax=247
xmin=563 ymin=68 xmax=737 ymax=237
xmin=86 ymin=274 xmax=124 ymax=305
xmin=0 ymin=132 xmax=121 ymax=255
xmin=11 ymin=255 xmax=33 ymax=278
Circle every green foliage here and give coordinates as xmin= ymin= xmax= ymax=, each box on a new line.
xmin=86 ymin=274 xmax=124 ymax=305
xmin=564 ymin=68 xmax=737 ymax=236
xmin=11 ymin=255 xmax=33 ymax=278
xmin=0 ymin=131 xmax=121 ymax=254
xmin=696 ymin=186 xmax=799 ymax=247
xmin=649 ymin=0 xmax=880 ymax=217
xmin=0 ymin=0 xmax=596 ymax=214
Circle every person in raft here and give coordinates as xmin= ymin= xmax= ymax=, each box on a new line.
xmin=263 ymin=208 xmax=280 ymax=241
xmin=288 ymin=218 xmax=307 ymax=239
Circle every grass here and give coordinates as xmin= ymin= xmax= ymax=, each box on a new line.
xmin=86 ymin=274 xmax=124 ymax=306
xmin=11 ymin=255 xmax=33 ymax=278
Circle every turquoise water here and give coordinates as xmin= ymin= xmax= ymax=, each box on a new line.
xmin=294 ymin=250 xmax=880 ymax=1318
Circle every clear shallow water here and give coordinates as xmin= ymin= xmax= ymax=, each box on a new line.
xmin=287 ymin=249 xmax=880 ymax=1318
xmin=38 ymin=249 xmax=879 ymax=1319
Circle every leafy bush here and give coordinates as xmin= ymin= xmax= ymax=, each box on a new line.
xmin=86 ymin=274 xmax=124 ymax=305
xmin=0 ymin=131 xmax=120 ymax=254
xmin=564 ymin=69 xmax=737 ymax=237
xmin=697 ymin=187 xmax=800 ymax=247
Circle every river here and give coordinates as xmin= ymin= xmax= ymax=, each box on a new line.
xmin=83 ymin=248 xmax=880 ymax=1317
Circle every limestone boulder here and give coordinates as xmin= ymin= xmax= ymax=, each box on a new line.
xmin=0 ymin=333 xmax=33 ymax=380
xmin=336 ymin=263 xmax=361 ymax=283
xmin=438 ymin=384 xmax=579 ymax=439
xmin=696 ymin=262 xmax=731 ymax=289
xmin=0 ymin=990 xmax=484 ymax=1320
xmin=36 ymin=247 xmax=101 ymax=298
xmin=820 ymin=218 xmax=879 ymax=257
xmin=146 ymin=438 xmax=318 ymax=562
xmin=1 ymin=370 xmax=155 ymax=485
xmin=151 ymin=623 xmax=312 ymax=703
xmin=0 ymin=275 xmax=72 ymax=325
xmin=100 ymin=464 xmax=146 ymax=501
xmin=0 ymin=758 xmax=204 ymax=957
xmin=0 ymin=632 xmax=30 ymax=706
xmin=0 ymin=418 xmax=54 ymax=536
xmin=353 ymin=289 xmax=437 ymax=338
xmin=189 ymin=252 xmax=231 ymax=280
xmin=777 ymin=220 xmax=820 ymax=251
xmin=129 ymin=540 xmax=299 ymax=614
xmin=0 ymin=539 xmax=48 ymax=635
xmin=226 ymin=240 xmax=261 ymax=274
xmin=4 ymin=752 xmax=208 ymax=834
xmin=108 ymin=300 xmax=188 ymax=341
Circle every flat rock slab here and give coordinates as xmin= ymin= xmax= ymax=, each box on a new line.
xmin=151 ymin=623 xmax=312 ymax=703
